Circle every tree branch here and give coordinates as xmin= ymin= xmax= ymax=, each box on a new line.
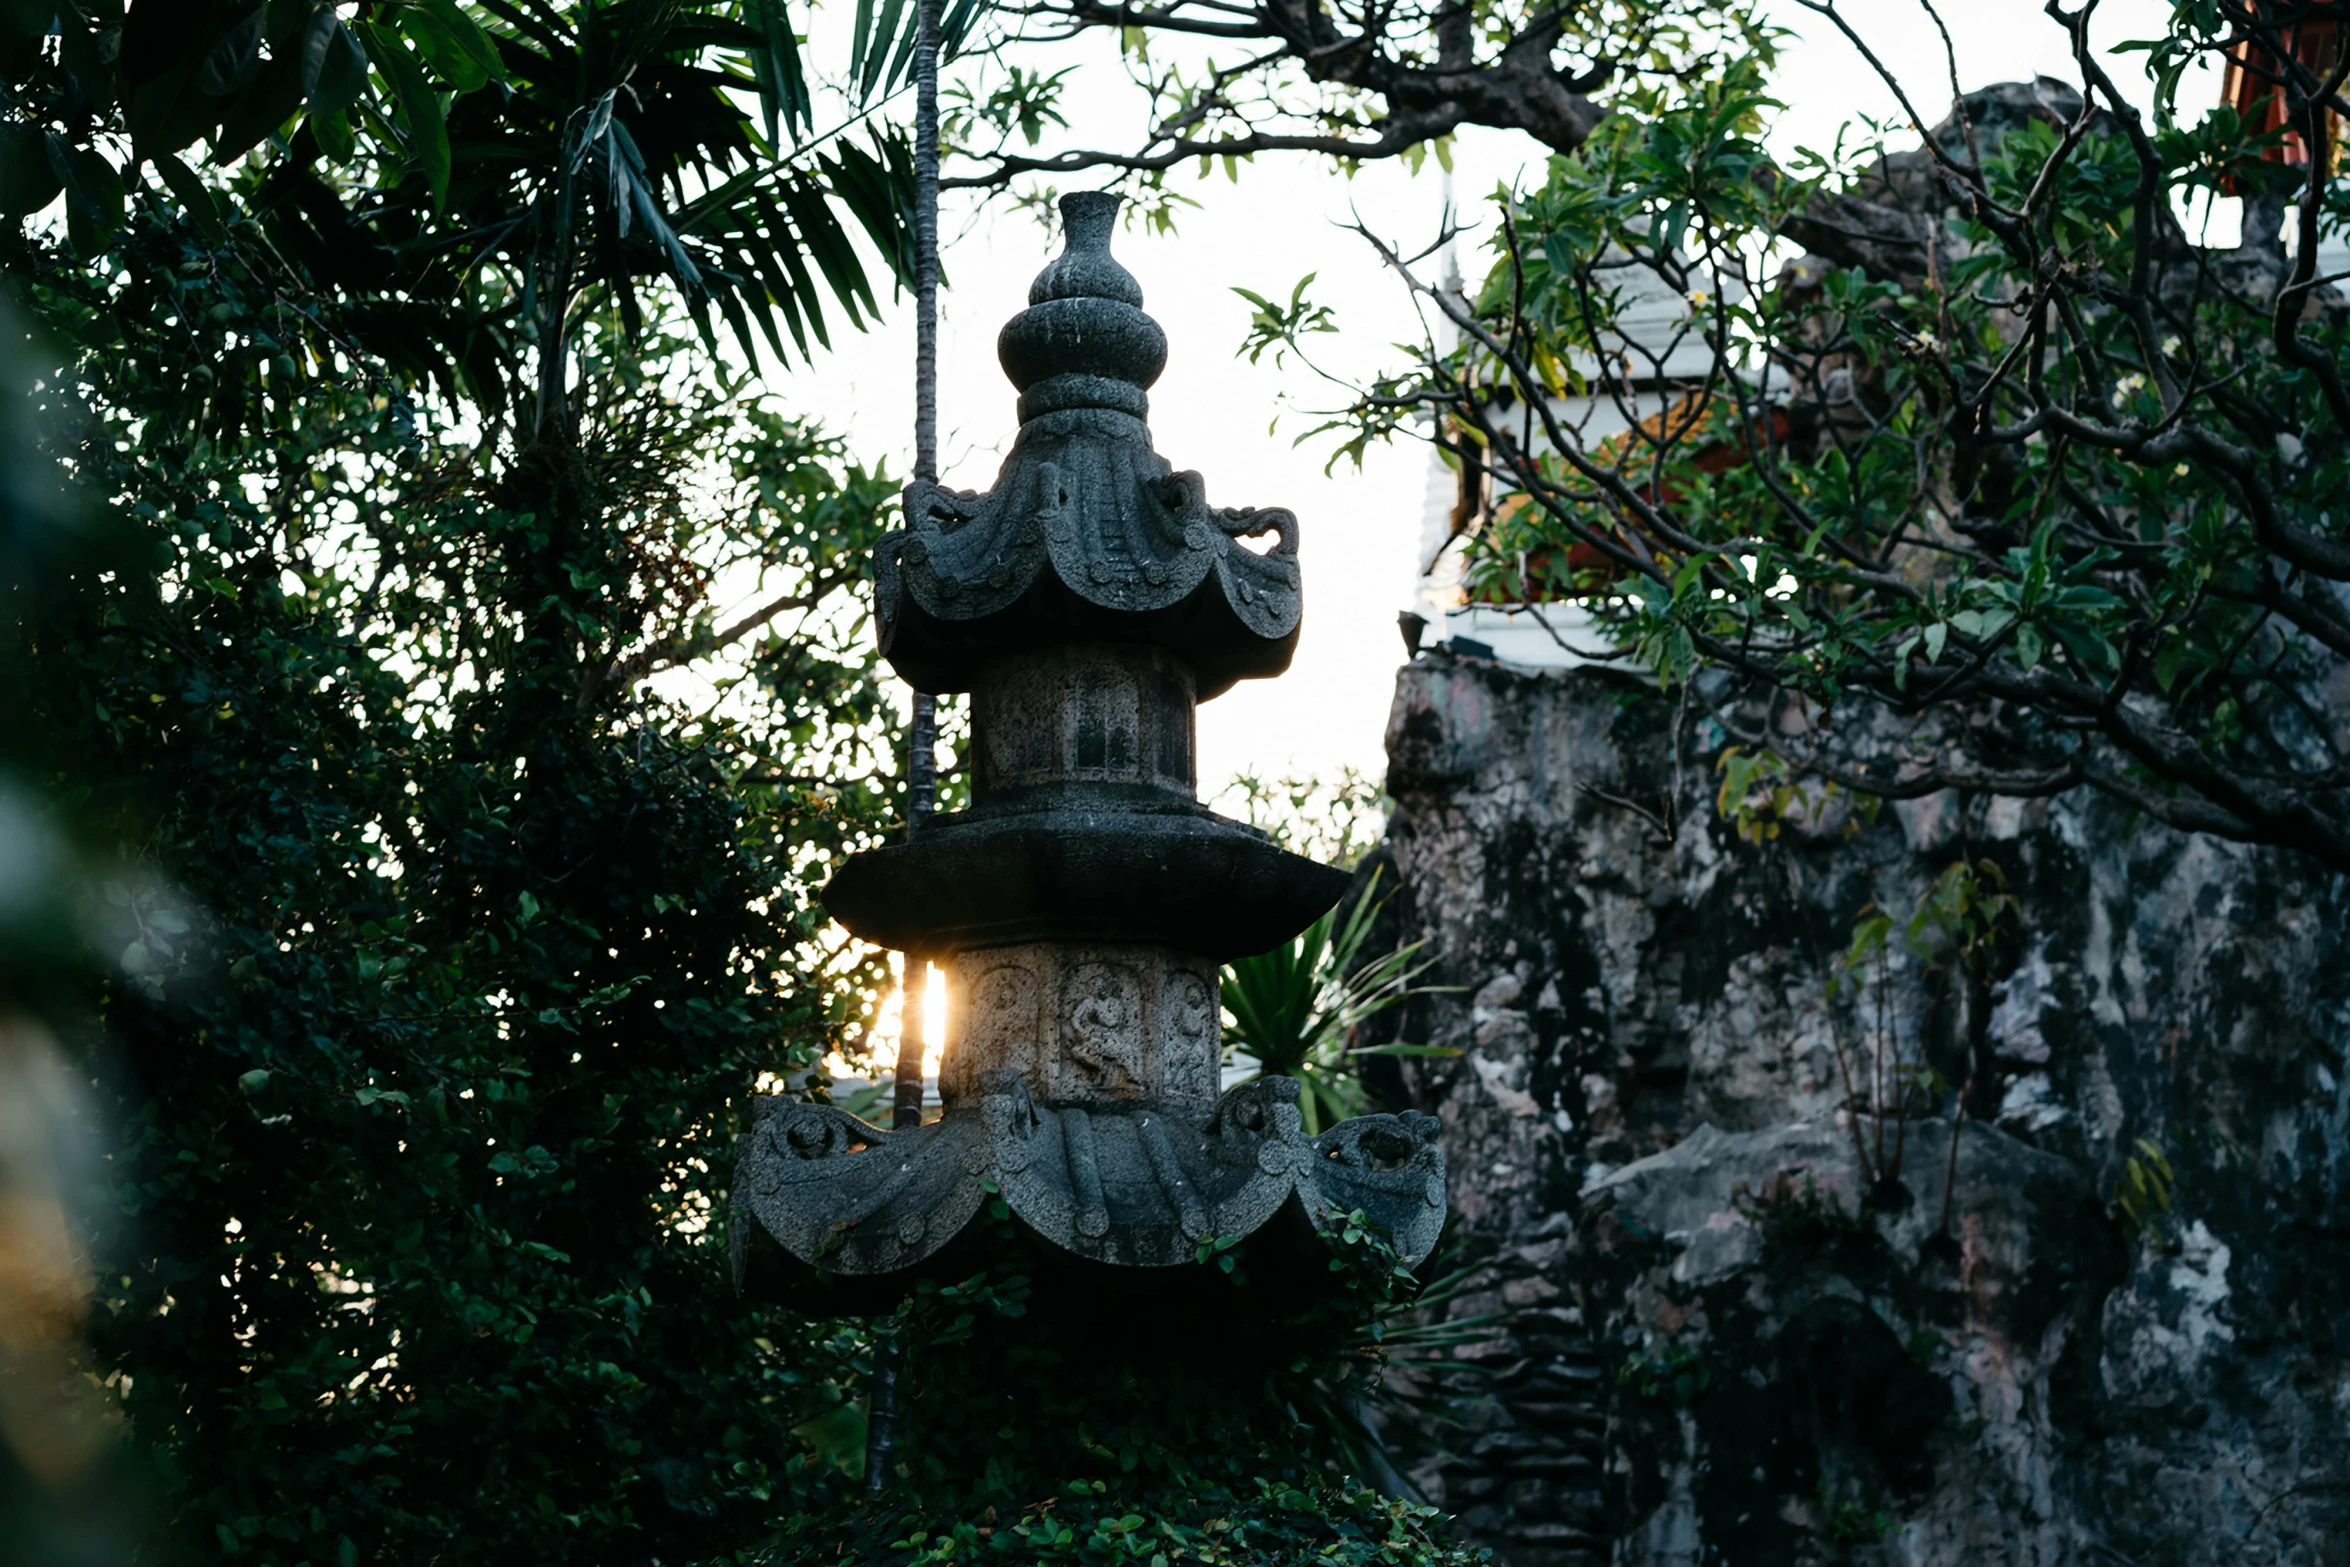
xmin=949 ymin=0 xmax=1614 ymax=190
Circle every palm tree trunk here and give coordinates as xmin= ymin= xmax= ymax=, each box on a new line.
xmin=891 ymin=0 xmax=944 ymax=1139
xmin=872 ymin=0 xmax=946 ymax=1503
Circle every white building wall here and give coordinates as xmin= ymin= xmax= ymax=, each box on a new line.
xmin=1405 ymin=255 xmax=1723 ymax=670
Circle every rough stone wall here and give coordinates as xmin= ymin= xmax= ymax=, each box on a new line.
xmin=1370 ymin=648 xmax=2350 ymax=1567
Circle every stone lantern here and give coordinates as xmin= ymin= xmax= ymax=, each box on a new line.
xmin=734 ymin=193 xmax=1443 ymax=1291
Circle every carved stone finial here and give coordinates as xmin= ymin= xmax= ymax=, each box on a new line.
xmin=997 ymin=193 xmax=1168 ymax=422
xmin=1029 ymin=192 xmax=1140 ymax=305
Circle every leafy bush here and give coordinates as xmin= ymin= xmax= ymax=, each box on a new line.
xmin=771 ymin=1217 xmax=1487 ymax=1567
xmin=11 ymin=166 xmax=898 ymax=1567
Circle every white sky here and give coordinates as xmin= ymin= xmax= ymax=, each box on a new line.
xmin=752 ymin=0 xmax=2192 ymax=798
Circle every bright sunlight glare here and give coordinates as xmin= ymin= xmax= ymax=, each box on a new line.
xmin=921 ymin=964 xmax=948 ymax=1079
xmin=838 ymin=956 xmax=951 ymax=1082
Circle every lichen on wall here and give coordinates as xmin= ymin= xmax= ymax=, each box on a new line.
xmin=1371 ymin=649 xmax=2350 ymax=1566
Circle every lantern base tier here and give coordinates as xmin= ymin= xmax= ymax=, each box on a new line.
xmin=731 ymin=1072 xmax=1444 ymax=1278
xmin=819 ymin=804 xmax=1350 ymax=959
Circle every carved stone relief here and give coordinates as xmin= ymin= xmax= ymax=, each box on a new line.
xmin=940 ymin=943 xmax=1222 ymax=1110
xmin=1070 ymin=663 xmax=1140 ymax=779
xmin=1159 ymin=968 xmax=1219 ymax=1106
xmin=941 ymin=961 xmax=1044 ymax=1106
xmin=969 ymin=643 xmax=1196 ymax=798
xmin=1060 ymin=961 xmax=1147 ymax=1096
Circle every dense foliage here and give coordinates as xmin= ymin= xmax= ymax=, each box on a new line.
xmin=2 ymin=5 xmax=1490 ymax=1564
xmin=2 ymin=2 xmax=921 ymax=1558
xmin=940 ymin=0 xmax=2350 ymax=870
xmin=6 ymin=0 xmax=923 ymax=409
xmin=1226 ymin=4 xmax=2350 ymax=869
xmin=778 ymin=1218 xmax=1488 ymax=1567
xmin=12 ymin=200 xmax=905 ymax=1561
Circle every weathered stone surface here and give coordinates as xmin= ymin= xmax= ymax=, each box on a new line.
xmin=971 ymin=642 xmax=1198 ymax=804
xmin=1373 ymin=648 xmax=2350 ymax=1565
xmin=825 ymin=637 xmax=1348 ymax=956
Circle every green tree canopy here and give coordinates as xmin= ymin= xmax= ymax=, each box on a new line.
xmin=7 ymin=0 xmax=938 ymax=429
xmin=4 ymin=1 xmax=934 ymax=1557
xmin=1396 ymin=7 xmax=2350 ymax=869
xmin=1110 ymin=0 xmax=2350 ymax=870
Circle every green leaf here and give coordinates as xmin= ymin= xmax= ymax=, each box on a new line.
xmin=357 ymin=23 xmax=450 ymax=210
xmin=855 ymin=0 xmax=909 ymax=100
xmin=310 ymin=105 xmax=356 ymax=161
xmin=53 ymin=6 xmax=116 ymax=110
xmin=746 ymin=0 xmax=811 ymax=144
xmin=45 ymin=133 xmax=124 ymax=257
xmin=211 ymin=50 xmax=310 ymax=166
xmin=1892 ymin=632 xmax=1919 ymax=691
xmin=2013 ymin=623 xmax=2044 ymax=670
xmin=938 ymin=0 xmax=987 ymax=58
xmin=2052 ymin=620 xmax=2119 ymax=673
xmin=153 ymin=151 xmax=228 ymax=245
xmin=2152 ymin=638 xmax=2187 ymax=692
xmin=848 ymin=0 xmax=880 ymax=94
xmin=402 ymin=0 xmax=504 ymax=92
xmin=303 ymin=9 xmax=369 ymax=118
xmin=0 ymin=123 xmax=62 ymax=216
xmin=196 ymin=10 xmax=265 ymax=97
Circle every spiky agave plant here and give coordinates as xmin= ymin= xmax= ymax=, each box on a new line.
xmin=1220 ymin=871 xmax=1451 ymax=1135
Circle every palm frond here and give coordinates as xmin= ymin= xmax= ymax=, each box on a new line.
xmin=56 ymin=0 xmax=923 ymax=413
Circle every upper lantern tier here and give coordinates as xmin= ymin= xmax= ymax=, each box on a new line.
xmin=876 ymin=192 xmax=1303 ymax=700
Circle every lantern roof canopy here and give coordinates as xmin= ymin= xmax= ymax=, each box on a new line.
xmin=876 ymin=191 xmax=1303 ymax=700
